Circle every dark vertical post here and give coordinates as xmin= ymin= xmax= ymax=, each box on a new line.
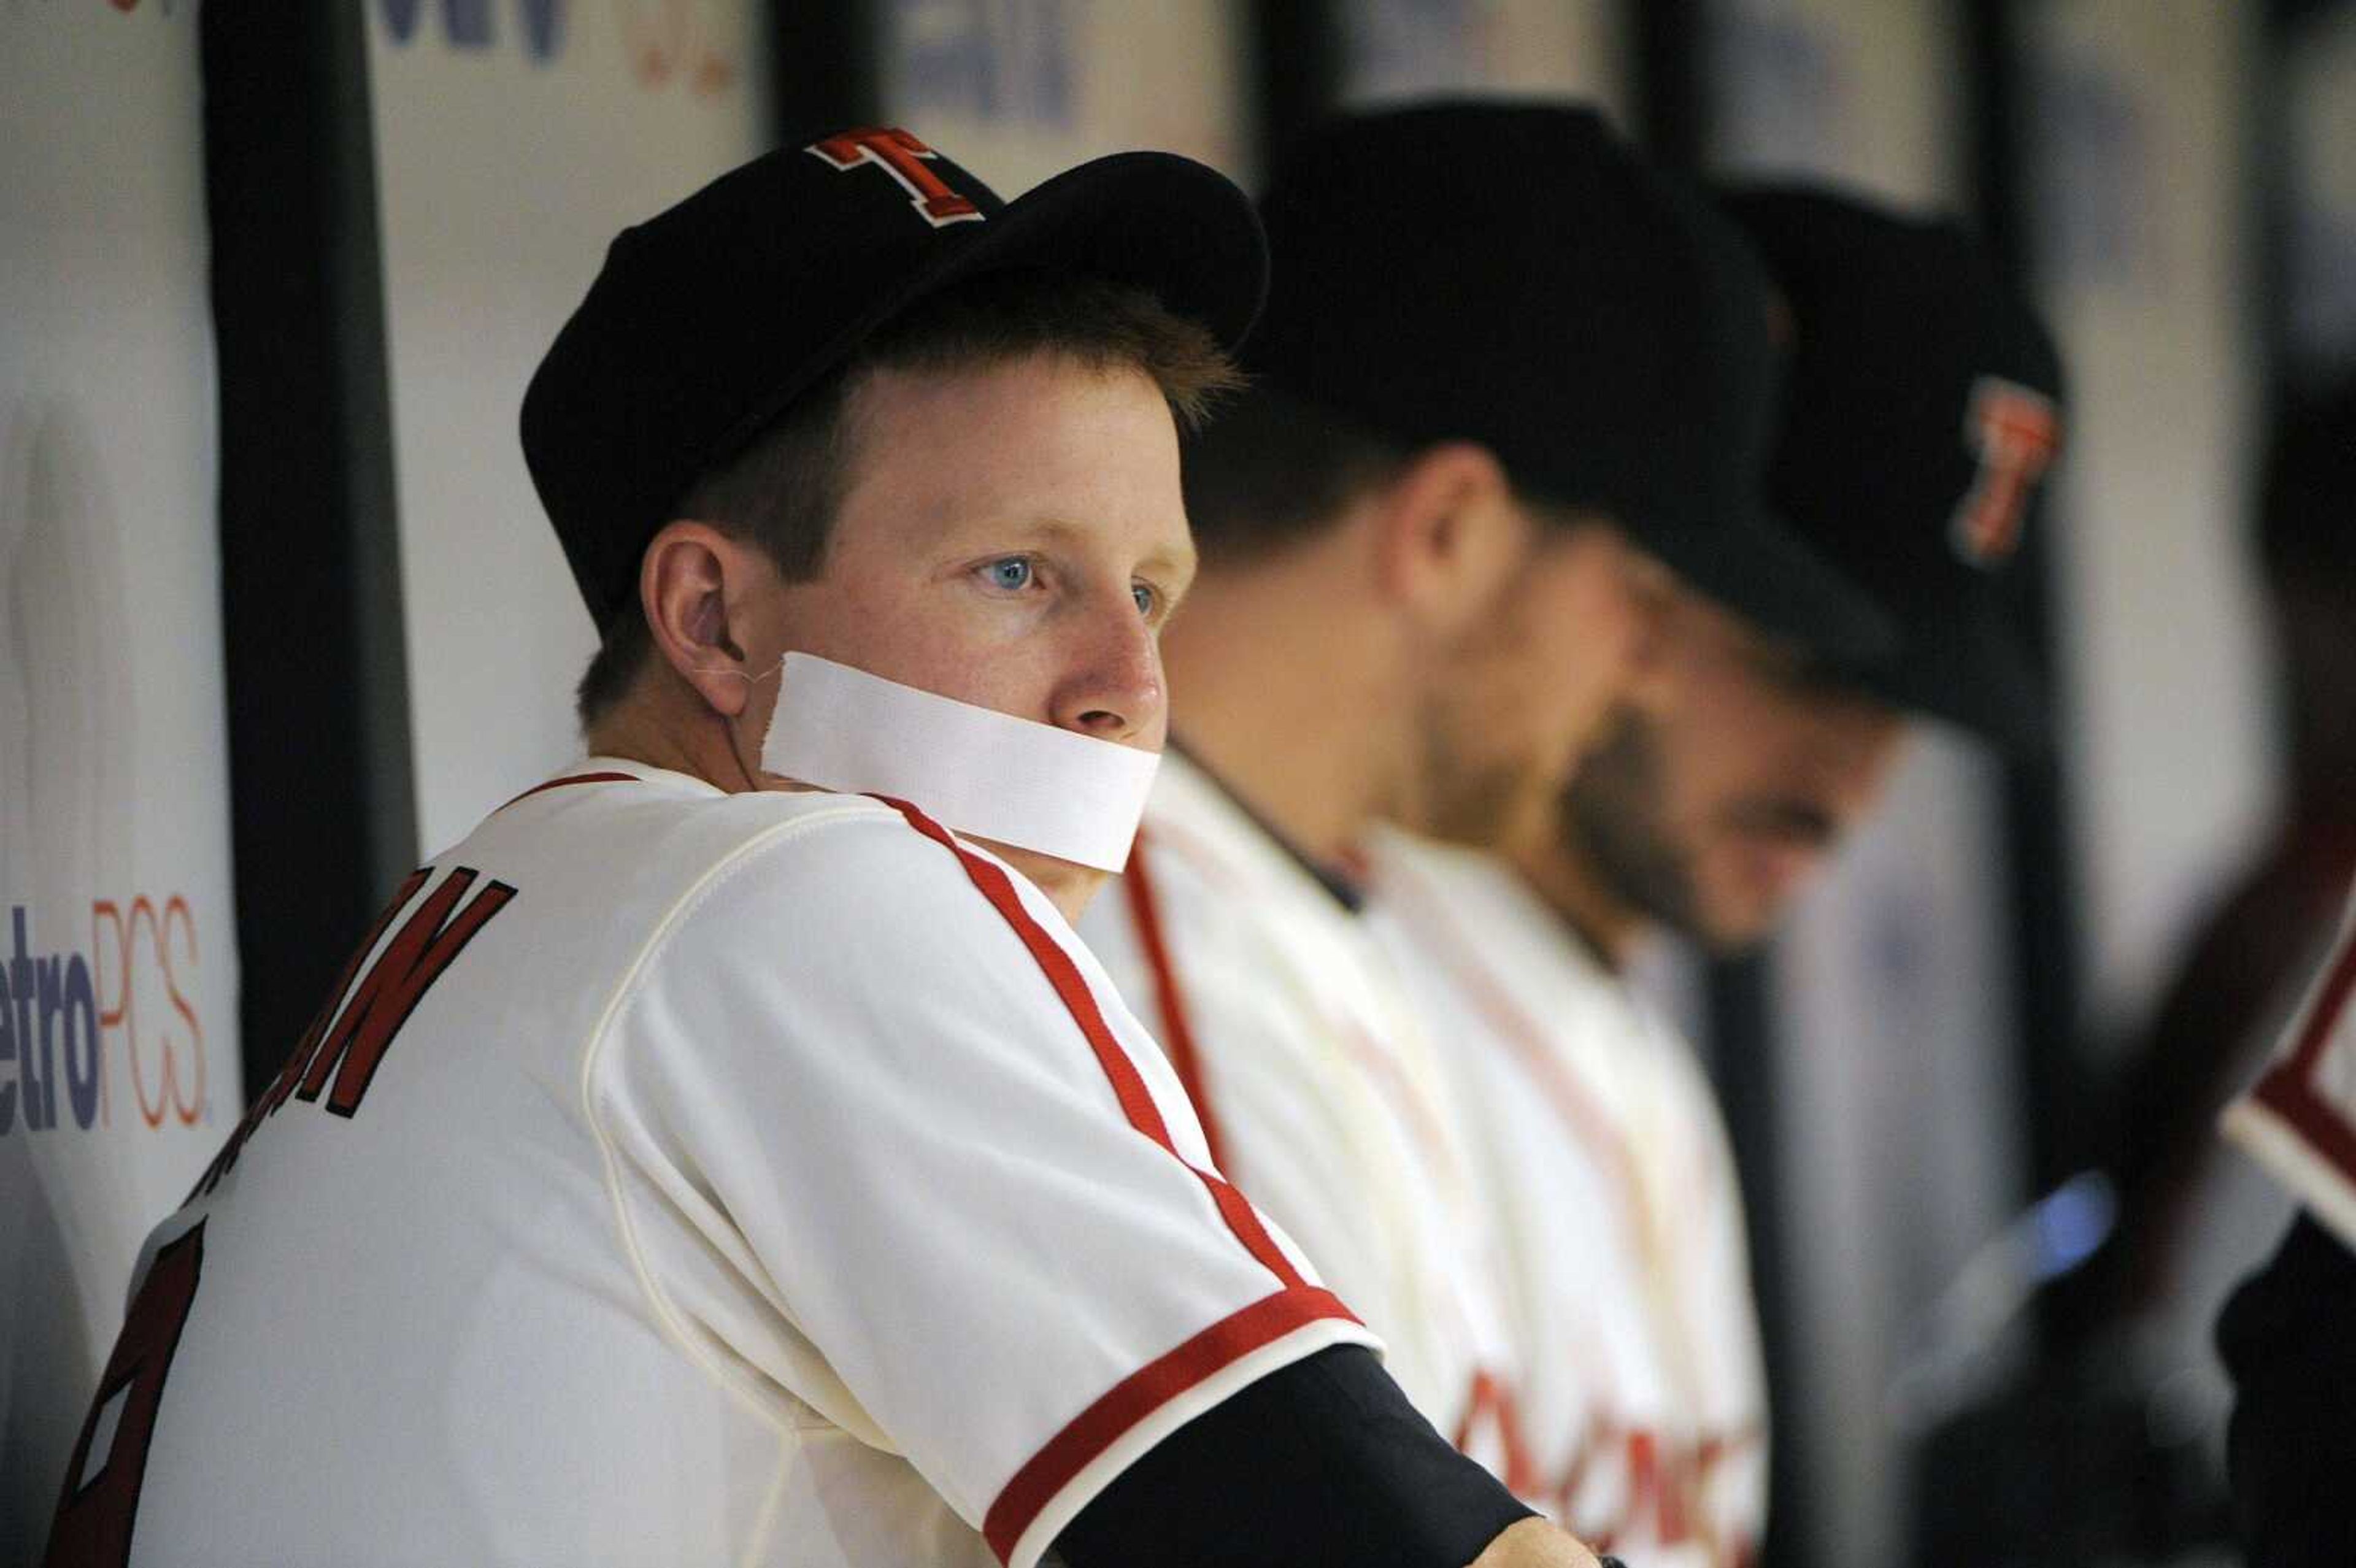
xmin=1701 ymin=945 xmax=1812 ymax=1568
xmin=1961 ymin=0 xmax=2098 ymax=1227
xmin=1630 ymin=0 xmax=1709 ymax=162
xmin=1250 ymin=0 xmax=1344 ymax=165
xmin=202 ymin=7 xmax=417 ymax=1107
xmin=767 ymin=0 xmax=882 ymax=134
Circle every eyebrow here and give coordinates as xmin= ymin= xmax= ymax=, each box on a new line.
xmin=997 ymin=516 xmax=1199 ymax=578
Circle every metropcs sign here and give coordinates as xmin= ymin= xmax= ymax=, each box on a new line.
xmin=0 ymin=896 xmax=213 ymax=1137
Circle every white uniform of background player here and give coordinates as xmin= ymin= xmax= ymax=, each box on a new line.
xmin=1080 ymin=755 xmax=1505 ymax=1442
xmin=1367 ymin=828 xmax=1766 ymax=1563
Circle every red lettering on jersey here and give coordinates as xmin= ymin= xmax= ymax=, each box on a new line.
xmin=291 ymin=867 xmax=516 ymax=1115
xmin=1950 ymin=377 xmax=2060 ymax=567
xmin=44 ymin=1221 xmax=206 ymax=1568
xmin=1548 ymin=1415 xmax=1760 ymax=1566
xmin=806 ymin=128 xmax=984 ymax=228
xmin=190 ymin=867 xmax=514 ymax=1198
xmin=1455 ymin=1369 xmax=1543 ymax=1498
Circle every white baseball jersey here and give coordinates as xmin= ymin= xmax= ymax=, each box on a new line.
xmin=1075 ymin=752 xmax=1508 ymax=1449
xmin=1365 ymin=828 xmax=1768 ymax=1567
xmin=2224 ymin=885 xmax=2356 ymax=1248
xmin=46 ymin=759 xmax=1373 ymax=1568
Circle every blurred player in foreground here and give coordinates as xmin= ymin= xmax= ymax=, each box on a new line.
xmin=42 ymin=130 xmax=1600 ymax=1568
xmin=1366 ymin=186 xmax=2065 ymax=1564
xmin=1080 ymin=102 xmax=1888 ymax=1477
xmin=2209 ymin=374 xmax=2356 ymax=1568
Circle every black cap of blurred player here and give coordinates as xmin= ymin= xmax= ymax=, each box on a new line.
xmin=1721 ymin=183 xmax=2066 ymax=755
xmin=1242 ymin=99 xmax=1893 ymax=665
xmin=523 ymin=126 xmax=1268 ymax=631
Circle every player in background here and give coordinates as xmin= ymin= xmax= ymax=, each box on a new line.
xmin=42 ymin=130 xmax=1603 ymax=1568
xmin=1077 ymin=102 xmax=1890 ymax=1474
xmin=1364 ymin=186 xmax=2066 ymax=1564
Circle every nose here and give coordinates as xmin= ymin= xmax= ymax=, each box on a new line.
xmin=1052 ymin=590 xmax=1164 ymax=745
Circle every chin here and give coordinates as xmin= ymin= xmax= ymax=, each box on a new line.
xmin=1690 ymin=891 xmax=1787 ymax=956
xmin=983 ymin=841 xmax=1108 ymax=922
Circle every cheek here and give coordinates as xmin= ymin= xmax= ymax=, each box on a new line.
xmin=793 ymin=574 xmax=1050 ymax=710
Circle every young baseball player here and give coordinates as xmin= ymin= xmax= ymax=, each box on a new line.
xmin=1365 ymin=186 xmax=2068 ymax=1564
xmin=1076 ymin=103 xmax=1890 ymax=1481
xmin=42 ymin=129 xmax=1603 ymax=1568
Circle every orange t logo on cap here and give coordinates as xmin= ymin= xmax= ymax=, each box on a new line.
xmin=1950 ymin=377 xmax=2060 ymax=567
xmin=806 ymin=128 xmax=985 ymax=229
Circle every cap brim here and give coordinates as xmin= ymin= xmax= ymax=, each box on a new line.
xmin=1637 ymin=513 xmax=1896 ymax=667
xmin=1862 ymin=598 xmax=2050 ymax=756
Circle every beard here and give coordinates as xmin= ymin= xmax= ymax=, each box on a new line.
xmin=1414 ymin=698 xmax=1544 ymax=849
xmin=1560 ymin=709 xmax=1715 ymax=945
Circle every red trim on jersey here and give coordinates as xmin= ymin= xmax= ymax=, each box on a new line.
xmin=2250 ymin=920 xmax=2356 ymax=1183
xmin=496 ymin=771 xmax=638 ymax=812
xmin=1120 ymin=834 xmax=1229 ymax=1171
xmin=981 ymin=1284 xmax=1356 ymax=1563
xmin=877 ymin=798 xmax=1315 ymax=1296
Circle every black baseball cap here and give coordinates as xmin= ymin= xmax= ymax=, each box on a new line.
xmin=523 ymin=126 xmax=1269 ymax=630
xmin=1242 ymin=100 xmax=1893 ymax=665
xmin=1721 ymin=184 xmax=2066 ymax=754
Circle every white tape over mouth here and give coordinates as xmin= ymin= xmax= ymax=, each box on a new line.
xmin=759 ymin=651 xmax=1161 ymax=872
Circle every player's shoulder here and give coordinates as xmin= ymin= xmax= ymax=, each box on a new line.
xmin=1365 ymin=826 xmax=1620 ymax=1007
xmin=461 ymin=758 xmax=1026 ymax=935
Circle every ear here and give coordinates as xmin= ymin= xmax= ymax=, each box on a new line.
xmin=1368 ymin=442 xmax=1528 ymax=633
xmin=1616 ymin=548 xmax=1680 ymax=712
xmin=639 ymin=520 xmax=773 ymax=717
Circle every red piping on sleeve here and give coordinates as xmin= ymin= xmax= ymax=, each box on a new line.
xmin=981 ymin=1285 xmax=1356 ymax=1564
xmin=877 ymin=797 xmax=1312 ymax=1295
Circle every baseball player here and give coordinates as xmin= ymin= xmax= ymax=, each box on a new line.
xmin=1365 ymin=186 xmax=2067 ymax=1564
xmin=41 ymin=130 xmax=1601 ymax=1568
xmin=2197 ymin=375 xmax=2356 ymax=1568
xmin=2217 ymin=885 xmax=2356 ymax=1568
xmin=1077 ymin=103 xmax=1890 ymax=1479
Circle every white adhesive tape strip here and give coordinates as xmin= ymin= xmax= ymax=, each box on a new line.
xmin=760 ymin=651 xmax=1161 ymax=873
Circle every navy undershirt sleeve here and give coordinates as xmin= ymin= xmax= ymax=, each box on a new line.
xmin=2219 ymin=1212 xmax=2356 ymax=1567
xmin=1053 ymin=1344 xmax=1537 ymax=1568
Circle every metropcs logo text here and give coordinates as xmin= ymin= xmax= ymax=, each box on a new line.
xmin=0 ymin=897 xmax=209 ymax=1136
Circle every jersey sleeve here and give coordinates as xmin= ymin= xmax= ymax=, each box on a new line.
xmin=2223 ymin=888 xmax=2356 ymax=1249
xmin=1084 ymin=859 xmax=1482 ymax=1432
xmin=589 ymin=804 xmax=1376 ymax=1568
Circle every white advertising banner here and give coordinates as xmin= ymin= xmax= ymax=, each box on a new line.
xmin=0 ymin=5 xmax=244 ymax=1559
xmin=369 ymin=0 xmax=773 ymax=858
xmin=1335 ymin=0 xmax=1632 ymax=129
xmin=881 ymin=0 xmax=1255 ymax=194
xmin=2021 ymin=1 xmax=2271 ymax=1033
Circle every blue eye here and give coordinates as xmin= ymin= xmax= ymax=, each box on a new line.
xmin=985 ymin=557 xmax=1033 ymax=591
xmin=1133 ymin=583 xmax=1157 ymax=616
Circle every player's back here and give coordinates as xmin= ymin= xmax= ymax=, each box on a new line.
xmin=52 ymin=764 xmax=984 ymax=1567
